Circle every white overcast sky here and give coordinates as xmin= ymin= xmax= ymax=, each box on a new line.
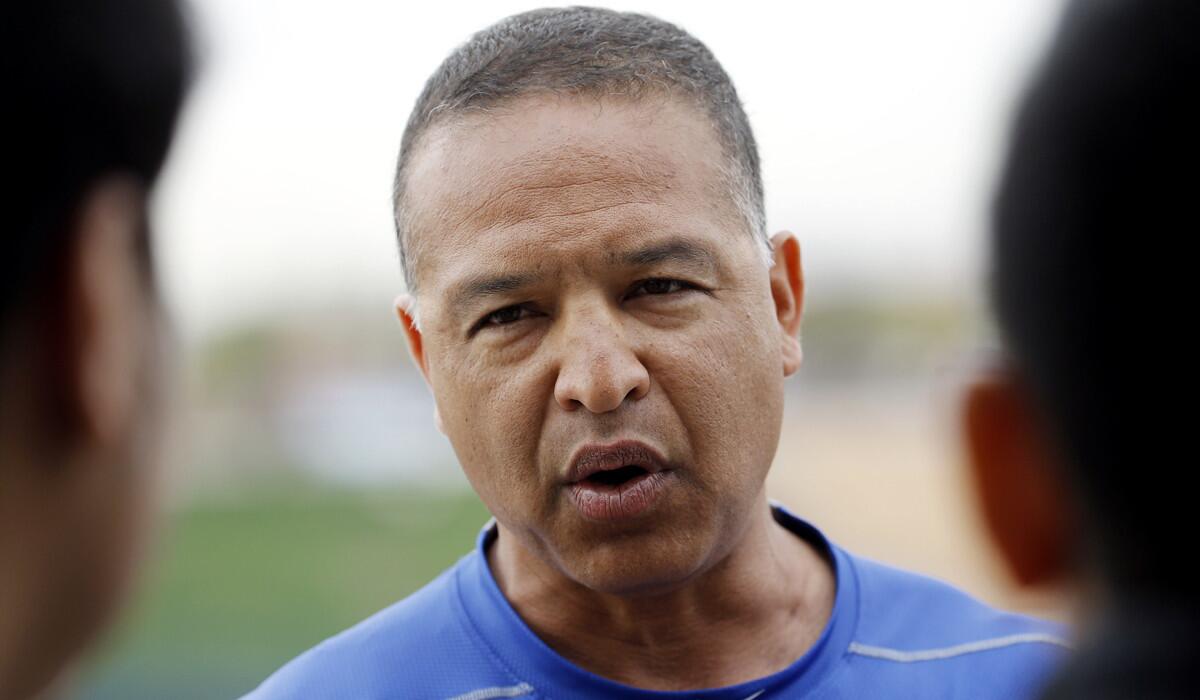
xmin=152 ymin=0 xmax=1064 ymax=341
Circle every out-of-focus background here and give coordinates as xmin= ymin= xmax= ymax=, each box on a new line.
xmin=79 ymin=1 xmax=1067 ymax=697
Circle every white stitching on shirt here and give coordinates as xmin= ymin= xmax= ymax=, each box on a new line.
xmin=446 ymin=682 xmax=534 ymax=700
xmin=847 ymin=633 xmax=1072 ymax=663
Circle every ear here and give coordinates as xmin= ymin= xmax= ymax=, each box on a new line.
xmin=768 ymin=232 xmax=804 ymax=376
xmin=394 ymin=294 xmax=445 ymax=435
xmin=68 ymin=177 xmax=146 ymax=448
xmin=963 ymin=369 xmax=1074 ymax=587
xmin=394 ymin=294 xmax=429 ymax=379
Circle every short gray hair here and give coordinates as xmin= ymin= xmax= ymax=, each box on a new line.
xmin=393 ymin=6 xmax=769 ymax=293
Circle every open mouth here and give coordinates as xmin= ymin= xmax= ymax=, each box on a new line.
xmin=564 ymin=441 xmax=674 ymax=521
xmin=582 ymin=464 xmax=650 ymax=488
xmin=565 ymin=440 xmax=669 ymax=484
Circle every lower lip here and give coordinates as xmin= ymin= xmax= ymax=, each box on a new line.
xmin=566 ymin=470 xmax=674 ymax=521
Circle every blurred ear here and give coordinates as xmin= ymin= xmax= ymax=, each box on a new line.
xmin=394 ymin=294 xmax=444 ymax=434
xmin=964 ymin=370 xmax=1074 ymax=588
xmin=394 ymin=294 xmax=429 ymax=379
xmin=68 ymin=176 xmax=146 ymax=449
xmin=768 ymin=232 xmax=804 ymax=376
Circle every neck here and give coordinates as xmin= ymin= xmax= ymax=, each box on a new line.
xmin=489 ymin=497 xmax=835 ymax=690
xmin=0 ymin=500 xmax=57 ymax=700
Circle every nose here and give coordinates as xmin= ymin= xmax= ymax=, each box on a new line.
xmin=553 ymin=304 xmax=650 ymax=413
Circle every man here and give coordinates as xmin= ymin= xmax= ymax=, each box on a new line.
xmin=965 ymin=1 xmax=1198 ymax=698
xmin=0 ymin=1 xmax=190 ymax=698
xmin=250 ymin=8 xmax=1066 ymax=698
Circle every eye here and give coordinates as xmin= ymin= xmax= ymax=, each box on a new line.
xmin=473 ymin=304 xmax=535 ymax=333
xmin=627 ymin=278 xmax=693 ymax=298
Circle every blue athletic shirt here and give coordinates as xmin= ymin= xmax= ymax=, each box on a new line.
xmin=244 ymin=504 xmax=1069 ymax=699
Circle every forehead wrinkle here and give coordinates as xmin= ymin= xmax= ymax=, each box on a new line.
xmin=454 ymin=144 xmax=676 ymax=231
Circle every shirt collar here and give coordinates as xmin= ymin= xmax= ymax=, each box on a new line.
xmin=453 ymin=502 xmax=859 ymax=699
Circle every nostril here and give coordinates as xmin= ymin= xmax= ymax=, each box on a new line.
xmin=553 ymin=343 xmax=650 ymax=412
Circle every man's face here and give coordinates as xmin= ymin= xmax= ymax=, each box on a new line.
xmin=402 ymin=95 xmax=796 ymax=594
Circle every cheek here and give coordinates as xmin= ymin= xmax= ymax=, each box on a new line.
xmin=97 ymin=473 xmax=154 ymax=613
xmin=53 ymin=454 xmax=155 ymax=666
xmin=429 ymin=347 xmax=550 ymax=516
xmin=653 ymin=300 xmax=784 ymax=485
xmin=89 ymin=316 xmax=168 ymax=626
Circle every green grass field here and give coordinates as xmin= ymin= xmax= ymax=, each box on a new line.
xmin=79 ymin=485 xmax=491 ymax=699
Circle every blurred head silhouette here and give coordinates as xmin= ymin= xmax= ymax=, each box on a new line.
xmin=0 ymin=1 xmax=190 ymax=697
xmin=965 ymin=0 xmax=1198 ymax=696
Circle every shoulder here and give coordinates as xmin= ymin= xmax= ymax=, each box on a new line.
xmin=847 ymin=552 xmax=1069 ymax=648
xmin=241 ymin=553 xmax=516 ymax=700
xmin=837 ymin=550 xmax=1070 ymax=698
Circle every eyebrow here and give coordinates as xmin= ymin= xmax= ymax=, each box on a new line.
xmin=618 ymin=239 xmax=719 ymax=270
xmin=446 ymin=238 xmax=721 ymax=312
xmin=447 ymin=272 xmax=540 ymax=312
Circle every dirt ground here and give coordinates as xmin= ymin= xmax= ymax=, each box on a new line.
xmin=766 ymin=386 xmax=1070 ymax=623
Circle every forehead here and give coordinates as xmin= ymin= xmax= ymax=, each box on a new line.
xmin=403 ymin=94 xmax=740 ymax=290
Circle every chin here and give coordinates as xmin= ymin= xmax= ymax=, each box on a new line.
xmin=557 ymin=533 xmax=714 ymax=597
